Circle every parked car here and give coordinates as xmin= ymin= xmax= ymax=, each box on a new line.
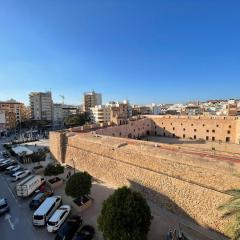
xmin=73 ymin=225 xmax=95 ymax=240
xmin=3 ymin=153 xmax=9 ymax=158
xmin=0 ymin=160 xmax=11 ymax=166
xmin=9 ymin=166 xmax=23 ymax=176
xmin=5 ymin=165 xmax=17 ymax=173
xmin=11 ymin=170 xmax=31 ymax=181
xmin=0 ymin=198 xmax=9 ymax=215
xmin=29 ymin=191 xmax=53 ymax=210
xmin=47 ymin=205 xmax=71 ymax=233
xmin=55 ymin=215 xmax=83 ymax=240
xmin=0 ymin=160 xmax=17 ymax=171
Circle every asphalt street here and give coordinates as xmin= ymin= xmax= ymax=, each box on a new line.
xmin=0 ymin=137 xmax=54 ymax=240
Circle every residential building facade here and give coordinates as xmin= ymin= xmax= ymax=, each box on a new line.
xmin=29 ymin=92 xmax=53 ymax=121
xmin=83 ymin=91 xmax=102 ymax=112
xmin=0 ymin=99 xmax=28 ymax=123
xmin=90 ymin=105 xmax=111 ymax=124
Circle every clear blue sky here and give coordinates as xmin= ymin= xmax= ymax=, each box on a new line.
xmin=0 ymin=0 xmax=240 ymax=105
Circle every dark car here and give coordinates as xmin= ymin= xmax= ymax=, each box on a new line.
xmin=55 ymin=215 xmax=83 ymax=240
xmin=3 ymin=153 xmax=9 ymax=158
xmin=0 ymin=198 xmax=9 ymax=215
xmin=29 ymin=191 xmax=53 ymax=210
xmin=73 ymin=225 xmax=95 ymax=240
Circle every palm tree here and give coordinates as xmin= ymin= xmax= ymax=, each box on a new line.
xmin=218 ymin=189 xmax=240 ymax=240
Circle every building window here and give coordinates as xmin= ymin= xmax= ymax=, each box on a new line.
xmin=212 ymin=137 xmax=215 ymax=141
xmin=202 ymin=124 xmax=205 ymax=127
xmin=163 ymin=127 xmax=166 ymax=130
xmin=227 ymin=130 xmax=231 ymax=134
xmin=119 ymin=132 xmax=122 ymax=137
xmin=194 ymin=129 xmax=197 ymax=132
xmin=171 ymin=123 xmax=172 ymax=125
xmin=173 ymin=127 xmax=175 ymax=130
xmin=229 ymin=125 xmax=232 ymax=128
xmin=183 ymin=128 xmax=186 ymax=131
xmin=194 ymin=135 xmax=196 ymax=139
xmin=206 ymin=136 xmax=209 ymax=141
xmin=212 ymin=130 xmax=215 ymax=133
xmin=206 ymin=130 xmax=209 ymax=133
xmin=183 ymin=134 xmax=186 ymax=138
xmin=226 ymin=137 xmax=230 ymax=142
xmin=173 ymin=134 xmax=175 ymax=137
xmin=191 ymin=124 xmax=194 ymax=126
xmin=163 ymin=132 xmax=166 ymax=136
xmin=181 ymin=123 xmax=183 ymax=126
xmin=216 ymin=125 xmax=219 ymax=127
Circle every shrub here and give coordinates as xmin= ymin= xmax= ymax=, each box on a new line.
xmin=44 ymin=163 xmax=64 ymax=176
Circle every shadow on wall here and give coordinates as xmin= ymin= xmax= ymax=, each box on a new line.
xmin=140 ymin=135 xmax=207 ymax=145
xmin=128 ymin=180 xmax=229 ymax=240
xmin=61 ymin=134 xmax=68 ymax=164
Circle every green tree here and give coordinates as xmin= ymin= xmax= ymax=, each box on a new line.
xmin=64 ymin=113 xmax=89 ymax=127
xmin=98 ymin=186 xmax=152 ymax=240
xmin=44 ymin=163 xmax=64 ymax=176
xmin=219 ymin=189 xmax=240 ymax=239
xmin=31 ymin=149 xmax=46 ymax=163
xmin=65 ymin=172 xmax=92 ymax=198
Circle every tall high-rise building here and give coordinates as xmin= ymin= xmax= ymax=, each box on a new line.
xmin=29 ymin=91 xmax=53 ymax=121
xmin=83 ymin=91 xmax=102 ymax=112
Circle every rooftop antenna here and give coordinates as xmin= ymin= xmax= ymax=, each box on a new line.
xmin=60 ymin=95 xmax=65 ymax=105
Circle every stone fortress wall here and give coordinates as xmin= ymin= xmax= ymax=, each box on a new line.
xmin=50 ymin=116 xmax=240 ymax=237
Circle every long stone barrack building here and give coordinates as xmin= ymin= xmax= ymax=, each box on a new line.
xmin=50 ymin=115 xmax=240 ymax=237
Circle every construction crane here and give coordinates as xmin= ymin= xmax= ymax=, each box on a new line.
xmin=60 ymin=95 xmax=65 ymax=105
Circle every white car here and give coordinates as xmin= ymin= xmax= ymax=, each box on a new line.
xmin=0 ymin=160 xmax=10 ymax=166
xmin=11 ymin=170 xmax=31 ymax=181
xmin=5 ymin=165 xmax=17 ymax=173
xmin=47 ymin=205 xmax=71 ymax=232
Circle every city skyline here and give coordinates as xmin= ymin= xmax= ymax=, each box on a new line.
xmin=1 ymin=1 xmax=240 ymax=105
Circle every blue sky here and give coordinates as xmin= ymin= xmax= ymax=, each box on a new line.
xmin=0 ymin=0 xmax=240 ymax=105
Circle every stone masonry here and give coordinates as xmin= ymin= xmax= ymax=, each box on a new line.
xmin=49 ymin=117 xmax=240 ymax=237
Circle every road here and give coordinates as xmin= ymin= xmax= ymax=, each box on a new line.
xmin=0 ymin=136 xmax=54 ymax=240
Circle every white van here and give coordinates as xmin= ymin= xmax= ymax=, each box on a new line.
xmin=16 ymin=175 xmax=45 ymax=197
xmin=33 ymin=196 xmax=62 ymax=226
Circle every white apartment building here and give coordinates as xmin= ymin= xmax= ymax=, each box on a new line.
xmin=29 ymin=92 xmax=53 ymax=121
xmin=149 ymin=103 xmax=162 ymax=115
xmin=90 ymin=105 xmax=111 ymax=124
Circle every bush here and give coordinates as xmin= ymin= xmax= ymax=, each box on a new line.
xmin=44 ymin=163 xmax=64 ymax=176
xmin=65 ymin=172 xmax=92 ymax=199
xmin=3 ymin=144 xmax=11 ymax=150
xmin=98 ymin=187 xmax=152 ymax=240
